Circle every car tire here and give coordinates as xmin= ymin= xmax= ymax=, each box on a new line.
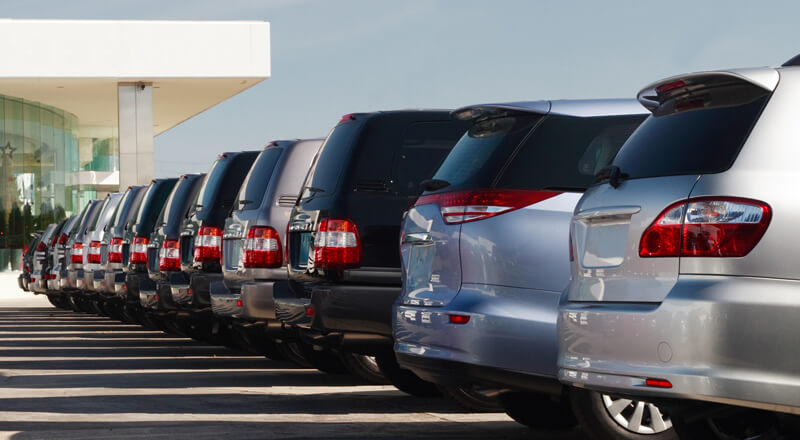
xmin=569 ymin=388 xmax=677 ymax=440
xmin=47 ymin=294 xmax=66 ymax=309
xmin=339 ymin=352 xmax=390 ymax=384
xmin=374 ymin=352 xmax=441 ymax=397
xmin=671 ymin=407 xmax=799 ymax=440
xmin=499 ymin=391 xmax=578 ymax=429
xmin=439 ymin=384 xmax=504 ymax=412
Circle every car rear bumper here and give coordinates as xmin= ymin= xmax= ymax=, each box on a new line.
xmin=83 ymin=269 xmax=105 ymax=292
xmin=124 ymin=272 xmax=153 ymax=304
xmin=558 ymin=274 xmax=800 ymax=415
xmin=275 ymin=296 xmax=311 ymax=329
xmin=310 ymin=284 xmax=401 ymax=338
xmin=211 ymin=279 xmax=287 ymax=320
xmin=67 ymin=269 xmax=85 ymax=290
xmin=105 ymin=270 xmax=126 ymax=296
xmin=30 ymin=271 xmax=48 ymax=293
xmin=46 ymin=271 xmax=61 ymax=291
xmin=395 ymin=283 xmax=561 ymax=385
xmin=18 ymin=274 xmax=27 ymax=291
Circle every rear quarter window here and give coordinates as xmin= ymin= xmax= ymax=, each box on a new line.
xmin=236 ymin=148 xmax=282 ymax=210
xmin=390 ymin=121 xmax=468 ymax=196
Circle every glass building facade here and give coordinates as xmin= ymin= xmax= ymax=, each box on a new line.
xmin=0 ymin=94 xmax=118 ymax=270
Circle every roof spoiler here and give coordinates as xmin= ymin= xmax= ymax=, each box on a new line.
xmin=451 ymin=102 xmax=551 ymax=121
xmin=782 ymin=54 xmax=800 ymax=66
xmin=636 ymin=69 xmax=779 ymax=112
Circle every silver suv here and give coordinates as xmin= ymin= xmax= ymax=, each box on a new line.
xmin=559 ymin=63 xmax=800 ymax=438
xmin=394 ymin=100 xmax=678 ymax=439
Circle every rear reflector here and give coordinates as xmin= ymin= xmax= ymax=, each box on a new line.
xmin=243 ymin=226 xmax=282 ymax=268
xmin=313 ymin=218 xmax=360 ymax=269
xmin=158 ymin=240 xmax=181 ymax=271
xmin=194 ymin=226 xmax=222 ymax=262
xmin=236 ymin=299 xmax=243 ymax=307
xmin=70 ymin=242 xmax=84 ymax=264
xmin=645 ymin=378 xmax=673 ymax=389
xmin=448 ymin=314 xmax=471 ymax=324
xmin=305 ymin=306 xmax=315 ymax=316
xmin=640 ymin=197 xmax=771 ymax=258
xmin=87 ymin=241 xmax=102 ymax=264
xmin=108 ymin=237 xmax=124 ymax=263
xmin=415 ymin=189 xmax=561 ymax=225
xmin=130 ymin=237 xmax=149 ymax=264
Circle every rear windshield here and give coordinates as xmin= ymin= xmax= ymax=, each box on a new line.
xmin=162 ymin=177 xmax=200 ymax=228
xmin=433 ymin=113 xmax=644 ymax=192
xmin=236 ymin=148 xmax=282 ymax=210
xmin=613 ymin=85 xmax=770 ymax=179
xmin=87 ymin=198 xmax=109 ymax=231
xmin=301 ymin=121 xmax=360 ymax=198
xmin=134 ymin=181 xmax=175 ymax=235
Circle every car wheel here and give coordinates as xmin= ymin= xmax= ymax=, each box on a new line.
xmin=439 ymin=384 xmax=504 ymax=412
xmin=339 ymin=352 xmax=390 ymax=384
xmin=499 ymin=391 xmax=578 ymax=429
xmin=374 ymin=352 xmax=440 ymax=397
xmin=569 ymin=388 xmax=677 ymax=440
xmin=672 ymin=407 xmax=800 ymax=440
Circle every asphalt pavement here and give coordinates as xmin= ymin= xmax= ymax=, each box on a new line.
xmin=0 ymin=288 xmax=586 ymax=439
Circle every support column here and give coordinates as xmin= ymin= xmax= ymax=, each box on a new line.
xmin=118 ymin=83 xmax=154 ymax=189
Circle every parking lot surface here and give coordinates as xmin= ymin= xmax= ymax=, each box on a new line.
xmin=0 ymin=291 xmax=585 ymax=439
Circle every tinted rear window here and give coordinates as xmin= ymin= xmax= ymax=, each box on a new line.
xmin=497 ymin=115 xmax=644 ymax=191
xmin=613 ymin=86 xmax=770 ymax=179
xmin=390 ymin=121 xmax=467 ymax=196
xmin=237 ymin=148 xmax=282 ymax=210
xmin=196 ymin=158 xmax=227 ymax=211
xmin=134 ymin=181 xmax=176 ymax=235
xmin=301 ymin=121 xmax=360 ymax=198
xmin=433 ymin=114 xmax=643 ymax=192
xmin=433 ymin=115 xmax=541 ymax=191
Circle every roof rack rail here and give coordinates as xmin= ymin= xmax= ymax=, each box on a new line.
xmin=782 ymin=54 xmax=800 ymax=67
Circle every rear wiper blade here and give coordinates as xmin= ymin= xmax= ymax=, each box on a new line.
xmin=594 ymin=165 xmax=628 ymax=189
xmin=420 ymin=179 xmax=451 ymax=192
xmin=304 ymin=186 xmax=326 ymax=194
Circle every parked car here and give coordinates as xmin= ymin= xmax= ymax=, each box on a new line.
xmin=56 ymin=206 xmax=93 ymax=292
xmin=558 ymin=64 xmax=800 ymax=439
xmin=30 ymin=220 xmax=68 ymax=294
xmin=281 ymin=110 xmax=471 ymax=388
xmin=64 ymin=200 xmax=104 ymax=293
xmin=100 ymin=185 xmax=147 ymax=300
xmin=18 ymin=232 xmax=43 ymax=292
xmin=167 ymin=151 xmax=259 ymax=339
xmin=209 ymin=139 xmax=321 ymax=361
xmin=80 ymin=193 xmax=124 ymax=295
xmin=139 ymin=173 xmax=205 ymax=330
xmin=392 ymin=100 xmax=673 ymax=438
xmin=122 ymin=178 xmax=179 ymax=323
xmin=46 ymin=215 xmax=78 ymax=293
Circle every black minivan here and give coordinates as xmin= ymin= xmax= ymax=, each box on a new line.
xmin=279 ymin=111 xmax=470 ymax=392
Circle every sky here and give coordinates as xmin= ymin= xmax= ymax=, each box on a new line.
xmin=2 ymin=0 xmax=797 ymax=177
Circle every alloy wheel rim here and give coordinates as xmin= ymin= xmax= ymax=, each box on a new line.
xmin=602 ymin=394 xmax=673 ymax=434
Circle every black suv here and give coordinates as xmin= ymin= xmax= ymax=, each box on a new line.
xmin=123 ymin=178 xmax=178 ymax=324
xmin=279 ymin=110 xmax=470 ymax=391
xmin=169 ymin=151 xmax=259 ymax=332
xmin=139 ymin=173 xmax=205 ymax=328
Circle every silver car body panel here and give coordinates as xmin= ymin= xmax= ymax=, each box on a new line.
xmin=82 ymin=193 xmax=123 ymax=290
xmin=559 ymin=66 xmax=800 ymax=413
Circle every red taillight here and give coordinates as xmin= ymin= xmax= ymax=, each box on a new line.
xmin=313 ymin=218 xmax=360 ymax=269
xmin=158 ymin=240 xmax=181 ymax=271
xmin=645 ymin=378 xmax=673 ymax=389
xmin=87 ymin=241 xmax=102 ymax=264
xmin=36 ymin=241 xmax=46 ymax=252
xmin=45 ymin=273 xmax=57 ymax=280
xmin=243 ymin=226 xmax=282 ymax=268
xmin=415 ymin=189 xmax=561 ymax=225
xmin=58 ymin=233 xmax=68 ymax=245
xmin=130 ymin=237 xmax=149 ymax=264
xmin=108 ymin=237 xmax=124 ymax=263
xmin=193 ymin=226 xmax=222 ymax=262
xmin=639 ymin=197 xmax=771 ymax=258
xmin=70 ymin=242 xmax=84 ymax=264
xmin=449 ymin=314 xmax=471 ymax=324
